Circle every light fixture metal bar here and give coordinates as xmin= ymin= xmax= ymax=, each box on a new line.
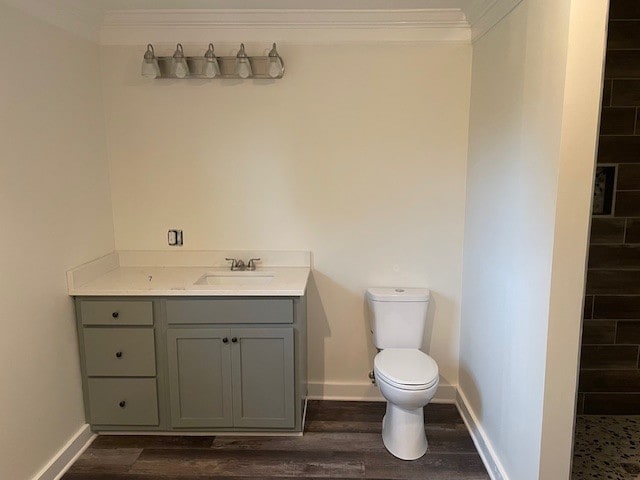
xmin=156 ymin=56 xmax=284 ymax=79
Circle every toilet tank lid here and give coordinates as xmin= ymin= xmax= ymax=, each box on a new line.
xmin=366 ymin=287 xmax=430 ymax=302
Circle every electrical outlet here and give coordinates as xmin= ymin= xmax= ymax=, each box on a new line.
xmin=168 ymin=229 xmax=183 ymax=246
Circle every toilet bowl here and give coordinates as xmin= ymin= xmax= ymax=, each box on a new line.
xmin=374 ymin=348 xmax=439 ymax=460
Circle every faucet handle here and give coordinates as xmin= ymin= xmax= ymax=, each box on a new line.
xmin=225 ymin=258 xmax=238 ymax=270
xmin=247 ymin=258 xmax=261 ymax=271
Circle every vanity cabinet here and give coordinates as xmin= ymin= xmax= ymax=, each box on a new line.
xmin=166 ymin=327 xmax=294 ymax=429
xmin=74 ymin=295 xmax=306 ymax=433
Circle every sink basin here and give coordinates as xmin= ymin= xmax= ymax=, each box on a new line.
xmin=194 ymin=271 xmax=275 ymax=286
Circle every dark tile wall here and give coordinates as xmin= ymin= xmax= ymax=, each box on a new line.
xmin=580 ymin=2 xmax=640 ymax=414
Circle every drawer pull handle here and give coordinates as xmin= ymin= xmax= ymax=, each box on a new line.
xmin=222 ymin=337 xmax=229 ymax=344
xmin=112 ymin=312 xmax=119 ymax=318
xmin=231 ymin=337 xmax=238 ymax=343
xmin=119 ymin=400 xmax=126 ymax=408
xmin=115 ymin=351 xmax=123 ymax=358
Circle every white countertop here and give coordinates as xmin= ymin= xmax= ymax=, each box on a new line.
xmin=67 ymin=251 xmax=310 ymax=297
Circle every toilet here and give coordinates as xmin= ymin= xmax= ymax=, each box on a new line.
xmin=367 ymin=287 xmax=439 ymax=461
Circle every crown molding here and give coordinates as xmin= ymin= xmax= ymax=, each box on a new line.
xmin=2 ymin=0 xmax=525 ymax=46
xmin=102 ymin=8 xmax=468 ymax=27
xmin=470 ymin=0 xmax=524 ymax=42
xmin=99 ymin=8 xmax=471 ymax=45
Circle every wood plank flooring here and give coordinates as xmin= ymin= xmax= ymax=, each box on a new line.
xmin=62 ymin=401 xmax=489 ymax=479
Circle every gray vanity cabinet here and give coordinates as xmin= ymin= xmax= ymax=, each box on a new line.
xmin=75 ymin=295 xmax=306 ymax=433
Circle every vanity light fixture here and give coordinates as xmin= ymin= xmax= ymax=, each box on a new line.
xmin=203 ymin=43 xmax=221 ymax=78
xmin=141 ymin=44 xmax=161 ymax=78
xmin=235 ymin=43 xmax=252 ymax=79
xmin=266 ymin=43 xmax=284 ymax=78
xmin=141 ymin=43 xmax=284 ymax=79
xmin=171 ymin=43 xmax=189 ymax=78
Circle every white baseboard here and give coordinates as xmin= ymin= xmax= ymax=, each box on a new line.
xmin=32 ymin=424 xmax=96 ymax=480
xmin=307 ymin=380 xmax=457 ymax=403
xmin=456 ymin=389 xmax=509 ymax=480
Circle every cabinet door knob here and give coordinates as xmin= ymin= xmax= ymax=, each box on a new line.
xmin=115 ymin=351 xmax=123 ymax=358
xmin=231 ymin=337 xmax=238 ymax=343
xmin=112 ymin=312 xmax=119 ymax=318
xmin=119 ymin=400 xmax=126 ymax=408
xmin=222 ymin=337 xmax=229 ymax=344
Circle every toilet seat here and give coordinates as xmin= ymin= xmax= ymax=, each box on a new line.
xmin=374 ymin=349 xmax=439 ymax=391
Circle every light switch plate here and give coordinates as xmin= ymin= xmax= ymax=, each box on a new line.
xmin=168 ymin=229 xmax=183 ymax=246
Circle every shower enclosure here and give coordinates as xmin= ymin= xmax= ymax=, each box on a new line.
xmin=574 ymin=2 xmax=640 ymax=478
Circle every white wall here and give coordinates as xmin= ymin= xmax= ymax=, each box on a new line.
xmin=540 ymin=1 xmax=608 ymax=477
xmin=460 ymin=1 xmax=568 ymax=479
xmin=101 ymin=42 xmax=472 ymax=396
xmin=0 ymin=3 xmax=115 ymax=479
xmin=460 ymin=0 xmax=606 ymax=479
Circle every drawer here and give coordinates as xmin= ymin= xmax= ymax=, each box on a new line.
xmin=166 ymin=298 xmax=293 ymax=325
xmin=87 ymin=378 xmax=158 ymax=426
xmin=84 ymin=328 xmax=156 ymax=377
xmin=81 ymin=300 xmax=153 ymax=326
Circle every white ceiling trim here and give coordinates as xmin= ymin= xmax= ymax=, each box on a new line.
xmin=100 ymin=26 xmax=472 ymax=46
xmin=103 ymin=8 xmax=468 ymax=27
xmin=3 ymin=0 xmax=525 ymax=46
xmin=100 ymin=8 xmax=471 ymax=45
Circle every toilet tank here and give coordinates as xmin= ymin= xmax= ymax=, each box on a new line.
xmin=366 ymin=287 xmax=430 ymax=349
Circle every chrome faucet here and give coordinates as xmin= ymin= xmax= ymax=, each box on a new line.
xmin=225 ymin=257 xmax=261 ymax=271
xmin=247 ymin=258 xmax=261 ymax=271
xmin=225 ymin=258 xmax=245 ymax=271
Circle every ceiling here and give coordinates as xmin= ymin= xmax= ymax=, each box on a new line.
xmin=5 ymin=0 xmax=519 ymax=44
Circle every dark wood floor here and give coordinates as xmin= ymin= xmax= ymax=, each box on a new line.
xmin=62 ymin=401 xmax=489 ymax=479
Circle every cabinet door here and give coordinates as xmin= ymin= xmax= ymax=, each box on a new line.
xmin=230 ymin=328 xmax=295 ymax=428
xmin=167 ymin=328 xmax=233 ymax=428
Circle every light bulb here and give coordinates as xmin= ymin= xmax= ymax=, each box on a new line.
xmin=203 ymin=43 xmax=220 ymax=79
xmin=267 ymin=56 xmax=283 ymax=78
xmin=172 ymin=43 xmax=189 ymax=78
xmin=142 ymin=59 xmax=161 ymax=78
xmin=204 ymin=59 xmax=220 ymax=78
xmin=235 ymin=43 xmax=252 ymax=79
xmin=174 ymin=59 xmax=189 ymax=78
xmin=236 ymin=59 xmax=252 ymax=79
xmin=266 ymin=43 xmax=283 ymax=78
xmin=141 ymin=44 xmax=160 ymax=78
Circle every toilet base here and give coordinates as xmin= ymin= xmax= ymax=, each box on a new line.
xmin=381 ymin=403 xmax=428 ymax=460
